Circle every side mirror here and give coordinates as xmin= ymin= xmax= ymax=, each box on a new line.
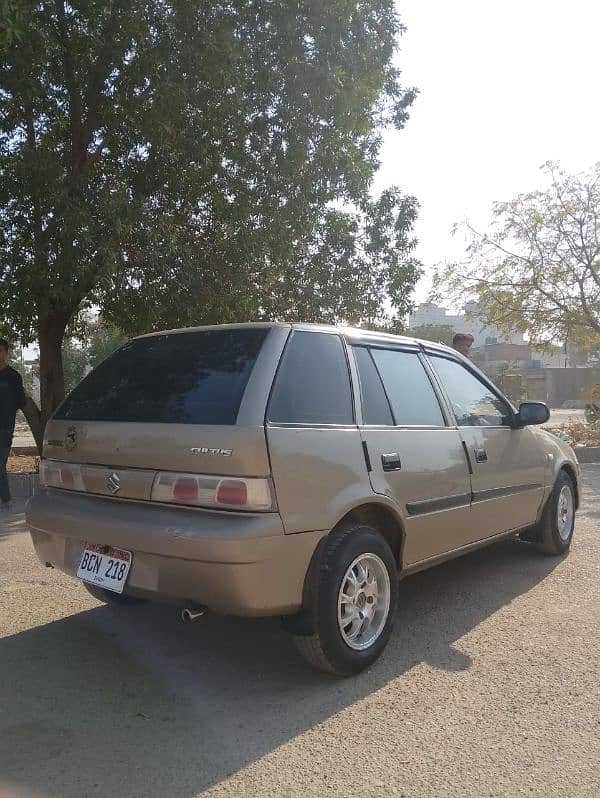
xmin=516 ymin=401 xmax=550 ymax=427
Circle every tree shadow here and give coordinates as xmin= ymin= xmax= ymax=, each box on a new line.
xmin=0 ymin=536 xmax=561 ymax=798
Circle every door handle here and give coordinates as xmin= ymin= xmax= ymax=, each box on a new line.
xmin=381 ymin=452 xmax=402 ymax=471
xmin=474 ymin=447 xmax=488 ymax=463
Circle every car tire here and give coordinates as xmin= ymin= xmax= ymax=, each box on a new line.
xmin=292 ymin=524 xmax=398 ymax=676
xmin=83 ymin=582 xmax=144 ymax=606
xmin=530 ymin=470 xmax=576 ymax=556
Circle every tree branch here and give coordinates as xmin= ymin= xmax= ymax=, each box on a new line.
xmin=77 ymin=1 xmax=132 ymax=172
xmin=52 ymin=0 xmax=83 ymax=171
xmin=575 ymin=274 xmax=600 ymax=333
xmin=25 ymin=103 xmax=46 ymax=278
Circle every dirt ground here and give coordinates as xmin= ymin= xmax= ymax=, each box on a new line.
xmin=5 ymin=456 xmax=38 ymax=474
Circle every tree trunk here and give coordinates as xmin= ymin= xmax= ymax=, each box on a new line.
xmin=22 ymin=396 xmax=44 ymax=455
xmin=38 ymin=314 xmax=68 ymax=429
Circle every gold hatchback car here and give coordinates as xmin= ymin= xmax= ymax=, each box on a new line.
xmin=27 ymin=323 xmax=580 ymax=675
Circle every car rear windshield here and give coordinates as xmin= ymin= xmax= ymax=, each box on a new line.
xmin=54 ymin=328 xmax=269 ymax=425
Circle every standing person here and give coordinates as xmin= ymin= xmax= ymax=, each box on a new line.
xmin=0 ymin=339 xmax=27 ymax=510
xmin=452 ymin=332 xmax=475 ymax=357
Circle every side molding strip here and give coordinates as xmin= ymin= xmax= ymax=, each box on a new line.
xmin=472 ymin=483 xmax=542 ymax=503
xmin=406 ymin=483 xmax=543 ymax=516
xmin=406 ymin=492 xmax=471 ymax=516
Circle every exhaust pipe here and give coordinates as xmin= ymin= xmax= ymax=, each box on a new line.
xmin=181 ymin=607 xmax=205 ymax=623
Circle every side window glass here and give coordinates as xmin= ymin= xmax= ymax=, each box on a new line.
xmin=429 ymin=356 xmax=512 ymax=427
xmin=268 ymin=332 xmax=353 ymax=424
xmin=370 ymin=349 xmax=445 ymax=426
xmin=353 ymin=347 xmax=394 ymax=425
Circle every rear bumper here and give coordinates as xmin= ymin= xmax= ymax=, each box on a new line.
xmin=27 ymin=489 xmax=325 ymax=616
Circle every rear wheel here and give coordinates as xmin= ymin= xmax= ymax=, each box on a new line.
xmin=293 ymin=524 xmax=398 ymax=676
xmin=83 ymin=583 xmax=143 ymax=606
xmin=524 ymin=470 xmax=576 ymax=555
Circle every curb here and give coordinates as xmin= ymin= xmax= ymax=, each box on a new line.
xmin=574 ymin=446 xmax=600 ymax=464
xmin=10 ymin=446 xmax=39 ymax=456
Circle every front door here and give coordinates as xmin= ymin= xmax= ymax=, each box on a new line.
xmin=350 ymin=345 xmax=473 ymax=565
xmin=427 ymin=354 xmax=546 ymax=537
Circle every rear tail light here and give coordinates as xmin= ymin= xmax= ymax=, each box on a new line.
xmin=40 ymin=460 xmax=85 ymax=492
xmin=151 ymin=472 xmax=275 ymax=511
xmin=215 ymin=479 xmax=247 ymax=506
xmin=172 ymin=477 xmax=199 ymax=502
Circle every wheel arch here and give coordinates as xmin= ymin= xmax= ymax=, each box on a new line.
xmin=283 ymin=500 xmax=406 ymax=636
xmin=557 ymin=461 xmax=580 ymax=509
xmin=330 ymin=501 xmax=406 ymax=570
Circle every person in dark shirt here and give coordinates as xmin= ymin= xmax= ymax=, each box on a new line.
xmin=0 ymin=338 xmax=27 ymax=509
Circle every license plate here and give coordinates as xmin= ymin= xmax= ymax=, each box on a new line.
xmin=77 ymin=543 xmax=132 ymax=594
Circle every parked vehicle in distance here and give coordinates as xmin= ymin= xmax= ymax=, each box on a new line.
xmin=27 ymin=323 xmax=581 ymax=675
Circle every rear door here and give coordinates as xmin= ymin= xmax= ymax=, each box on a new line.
xmin=350 ymin=343 xmax=473 ymax=565
xmin=427 ymin=353 xmax=546 ymax=537
xmin=265 ymin=329 xmax=368 ymax=534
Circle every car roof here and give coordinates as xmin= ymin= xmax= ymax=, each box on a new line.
xmin=135 ymin=321 xmax=459 ymax=358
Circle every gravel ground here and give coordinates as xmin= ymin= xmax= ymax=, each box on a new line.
xmin=5 ymin=456 xmax=38 ymax=474
xmin=547 ymin=408 xmax=586 ymax=427
xmin=0 ymin=466 xmax=599 ymax=798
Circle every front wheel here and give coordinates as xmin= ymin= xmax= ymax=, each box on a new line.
xmin=293 ymin=524 xmax=398 ymax=676
xmin=532 ymin=471 xmax=576 ymax=555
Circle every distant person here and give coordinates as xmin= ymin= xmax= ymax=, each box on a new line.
xmin=0 ymin=339 xmax=27 ymax=510
xmin=452 ymin=332 xmax=475 ymax=357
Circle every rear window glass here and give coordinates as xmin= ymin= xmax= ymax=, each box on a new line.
xmin=268 ymin=331 xmax=353 ymax=425
xmin=54 ymin=328 xmax=269 ymax=425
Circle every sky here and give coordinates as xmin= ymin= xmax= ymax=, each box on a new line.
xmin=374 ymin=0 xmax=600 ymax=304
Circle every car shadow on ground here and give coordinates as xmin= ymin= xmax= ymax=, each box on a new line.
xmin=0 ymin=534 xmax=562 ymax=798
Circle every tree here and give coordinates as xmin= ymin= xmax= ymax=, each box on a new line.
xmin=1 ymin=0 xmax=420 ymax=424
xmin=61 ymin=339 xmax=88 ymax=393
xmin=7 ymin=341 xmax=33 ymax=394
xmin=0 ymin=0 xmax=25 ymax=48
xmin=433 ymin=162 xmax=600 ymax=348
xmin=86 ymin=321 xmax=126 ymax=368
xmin=409 ymin=323 xmax=455 ymax=346
xmin=63 ymin=318 xmax=126 ymax=393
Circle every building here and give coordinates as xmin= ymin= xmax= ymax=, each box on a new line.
xmin=470 ymin=342 xmax=569 ymax=371
xmin=408 ymin=301 xmax=526 ymax=347
xmin=408 ymin=302 xmax=599 ymax=406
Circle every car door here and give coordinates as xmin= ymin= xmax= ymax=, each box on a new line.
xmin=266 ymin=329 xmax=369 ymax=535
xmin=426 ymin=353 xmax=546 ymax=538
xmin=350 ymin=343 xmax=473 ymax=566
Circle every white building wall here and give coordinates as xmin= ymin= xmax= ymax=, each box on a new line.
xmin=408 ymin=302 xmax=525 ymax=347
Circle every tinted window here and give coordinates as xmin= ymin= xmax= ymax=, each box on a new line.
xmin=370 ymin=349 xmax=445 ymax=426
xmin=55 ymin=328 xmax=268 ymax=425
xmin=353 ymin=347 xmax=393 ymax=425
xmin=429 ymin=356 xmax=512 ymax=426
xmin=268 ymin=332 xmax=353 ymax=424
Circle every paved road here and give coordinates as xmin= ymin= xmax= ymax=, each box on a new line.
xmin=1 ymin=467 xmax=599 ymax=798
